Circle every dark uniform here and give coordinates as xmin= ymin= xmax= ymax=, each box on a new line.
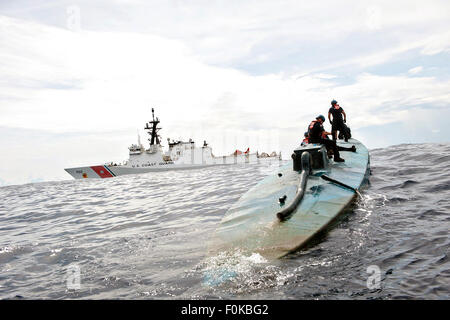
xmin=329 ymin=105 xmax=346 ymax=141
xmin=308 ymin=120 xmax=342 ymax=160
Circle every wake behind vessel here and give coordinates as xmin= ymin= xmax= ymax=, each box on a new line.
xmin=65 ymin=108 xmax=280 ymax=179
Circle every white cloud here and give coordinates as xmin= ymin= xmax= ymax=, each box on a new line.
xmin=1 ymin=0 xmax=450 ymax=186
xmin=1 ymin=14 xmax=449 ymax=135
xmin=408 ymin=66 xmax=423 ymax=74
xmin=3 ymin=0 xmax=450 ymax=69
xmin=420 ymin=31 xmax=450 ymax=55
xmin=0 ymin=15 xmax=339 ymax=136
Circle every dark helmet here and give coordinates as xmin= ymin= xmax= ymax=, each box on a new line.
xmin=304 ymin=131 xmax=309 ymax=137
xmin=331 ymin=99 xmax=337 ymax=105
xmin=316 ymin=114 xmax=325 ymax=122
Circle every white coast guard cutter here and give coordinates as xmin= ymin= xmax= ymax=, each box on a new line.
xmin=64 ymin=108 xmax=281 ymax=179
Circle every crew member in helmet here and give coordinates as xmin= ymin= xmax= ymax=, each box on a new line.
xmin=308 ymin=115 xmax=345 ymax=162
xmin=301 ymin=132 xmax=309 ymax=145
xmin=328 ymin=99 xmax=348 ymax=142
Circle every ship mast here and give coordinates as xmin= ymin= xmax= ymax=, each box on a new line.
xmin=145 ymin=108 xmax=162 ymax=146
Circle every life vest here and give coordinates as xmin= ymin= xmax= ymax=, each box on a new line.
xmin=307 ymin=120 xmax=327 ymax=141
xmin=306 ymin=120 xmax=317 ymax=141
xmin=330 ymin=105 xmax=344 ymax=125
xmin=307 ymin=121 xmax=316 ymax=141
xmin=308 ymin=120 xmax=318 ymax=130
xmin=308 ymin=120 xmax=323 ymax=136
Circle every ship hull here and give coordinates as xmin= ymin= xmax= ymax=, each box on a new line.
xmin=65 ymin=163 xmax=217 ymax=179
xmin=64 ymin=153 xmax=280 ymax=179
xmin=208 ymin=138 xmax=370 ymax=260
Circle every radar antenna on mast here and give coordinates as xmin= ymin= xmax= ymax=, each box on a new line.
xmin=145 ymin=107 xmax=162 ymax=146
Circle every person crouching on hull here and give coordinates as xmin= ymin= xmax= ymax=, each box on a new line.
xmin=308 ymin=115 xmax=346 ymax=162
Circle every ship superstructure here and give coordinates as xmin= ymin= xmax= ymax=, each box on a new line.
xmin=65 ymin=108 xmax=280 ymax=179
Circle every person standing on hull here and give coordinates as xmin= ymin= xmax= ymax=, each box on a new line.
xmin=308 ymin=115 xmax=346 ymax=162
xmin=328 ymin=99 xmax=348 ymax=142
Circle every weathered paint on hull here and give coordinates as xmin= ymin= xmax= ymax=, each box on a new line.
xmin=209 ymin=138 xmax=370 ymax=260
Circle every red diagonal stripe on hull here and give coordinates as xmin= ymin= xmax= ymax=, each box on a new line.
xmin=90 ymin=165 xmax=114 ymax=178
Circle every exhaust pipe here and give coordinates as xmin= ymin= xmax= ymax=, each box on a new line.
xmin=277 ymin=152 xmax=311 ymax=221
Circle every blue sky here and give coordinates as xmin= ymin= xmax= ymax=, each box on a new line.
xmin=0 ymin=0 xmax=449 ymax=186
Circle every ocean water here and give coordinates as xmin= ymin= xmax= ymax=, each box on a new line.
xmin=0 ymin=143 xmax=449 ymax=300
